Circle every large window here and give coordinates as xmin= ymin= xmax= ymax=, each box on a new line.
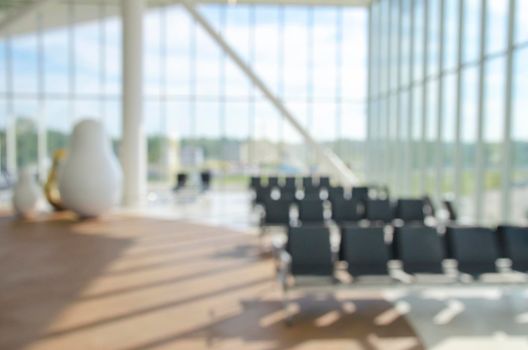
xmin=368 ymin=0 xmax=526 ymax=225
xmin=0 ymin=3 xmax=368 ymax=192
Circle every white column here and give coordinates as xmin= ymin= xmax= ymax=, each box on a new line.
xmin=121 ymin=0 xmax=146 ymax=207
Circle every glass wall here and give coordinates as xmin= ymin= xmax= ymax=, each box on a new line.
xmin=368 ymin=0 xmax=525 ymax=225
xmin=0 ymin=2 xmax=367 ymax=192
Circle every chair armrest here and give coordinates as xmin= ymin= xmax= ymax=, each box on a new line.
xmin=277 ymin=250 xmax=292 ymax=290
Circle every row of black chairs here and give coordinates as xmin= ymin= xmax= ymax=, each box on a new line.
xmin=261 ymin=196 xmax=455 ymax=229
xmin=172 ymin=171 xmax=212 ymax=192
xmin=284 ymin=224 xmax=528 ymax=280
xmin=250 ymin=177 xmax=391 ymax=205
xmin=250 ymin=175 xmax=332 ymax=191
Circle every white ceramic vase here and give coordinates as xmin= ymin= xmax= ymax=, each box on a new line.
xmin=59 ymin=119 xmax=122 ymax=218
xmin=12 ymin=168 xmax=40 ymax=218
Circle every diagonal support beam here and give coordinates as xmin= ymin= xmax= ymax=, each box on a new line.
xmin=181 ymin=0 xmax=359 ymax=186
xmin=0 ymin=0 xmax=55 ymax=34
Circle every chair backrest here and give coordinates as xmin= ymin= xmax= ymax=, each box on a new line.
xmin=302 ymin=176 xmax=314 ymax=189
xmin=287 ymin=226 xmax=334 ymax=276
xmin=395 ymin=226 xmax=445 ymax=274
xmin=268 ymin=176 xmax=280 ymax=188
xmin=446 ymin=226 xmax=499 ymax=276
xmin=351 ymin=186 xmax=370 ymax=202
xmin=395 ymin=199 xmax=426 ymax=223
xmin=279 ymin=188 xmax=296 ymax=202
xmin=319 ymin=176 xmax=331 ymax=188
xmin=422 ymin=195 xmax=436 ymax=217
xmin=177 ymin=173 xmax=188 ymax=186
xmin=327 ymin=186 xmax=345 ymax=204
xmin=249 ymin=176 xmax=261 ymax=189
xmin=331 ymin=198 xmax=364 ymax=223
xmin=443 ymin=200 xmax=458 ymax=222
xmin=341 ymin=226 xmax=390 ymax=276
xmin=497 ymin=225 xmax=528 ymax=272
xmin=365 ymin=199 xmax=393 ymax=223
xmin=283 ymin=176 xmax=297 ymax=191
xmin=263 ymin=199 xmax=291 ymax=225
xmin=255 ymin=186 xmax=273 ymax=205
xmin=298 ymin=199 xmax=325 ymax=223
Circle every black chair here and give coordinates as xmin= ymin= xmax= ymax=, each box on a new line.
xmin=340 ymin=226 xmax=390 ymax=276
xmin=249 ymin=176 xmax=261 ymax=190
xmin=287 ymin=226 xmax=334 ymax=276
xmin=200 ymin=170 xmax=211 ymax=192
xmin=173 ymin=172 xmax=188 ymax=191
xmin=395 ymin=226 xmax=445 ymax=274
xmin=254 ymin=186 xmax=273 ymax=206
xmin=446 ymin=226 xmax=499 ymax=276
xmin=365 ymin=199 xmax=393 ymax=224
xmin=268 ymin=176 xmax=280 ymax=188
xmin=279 ymin=188 xmax=296 ymax=202
xmin=283 ymin=177 xmax=297 ymax=192
xmin=331 ymin=198 xmax=363 ymax=224
xmin=395 ymin=199 xmax=426 ymax=223
xmin=319 ymin=176 xmax=331 ymax=189
xmin=423 ymin=195 xmax=436 ymax=217
xmin=443 ymin=200 xmax=458 ymax=222
xmin=497 ymin=225 xmax=528 ymax=272
xmin=298 ymin=199 xmax=325 ymax=224
xmin=262 ymin=198 xmax=291 ymax=226
xmin=351 ymin=186 xmax=370 ymax=203
xmin=302 ymin=176 xmax=314 ymax=189
xmin=327 ymin=186 xmax=345 ymax=204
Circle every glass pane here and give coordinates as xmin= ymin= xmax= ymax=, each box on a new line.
xmin=427 ymin=0 xmax=441 ymax=77
xmin=460 ymin=66 xmax=479 ymax=222
xmin=443 ymin=0 xmax=459 ymax=71
xmin=74 ymin=5 xmax=101 ymax=96
xmin=517 ymin=0 xmax=528 ymax=44
xmin=512 ymin=48 xmax=528 ymax=224
xmin=482 ymin=57 xmax=505 ymax=225
xmin=486 ymin=0 xmax=508 ymax=55
xmin=463 ymin=0 xmax=481 ymax=64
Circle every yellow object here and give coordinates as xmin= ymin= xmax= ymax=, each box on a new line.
xmin=44 ymin=149 xmax=67 ymax=211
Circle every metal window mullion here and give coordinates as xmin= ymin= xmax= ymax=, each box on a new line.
xmin=69 ymin=1 xmax=76 ymax=125
xmin=190 ymin=19 xmax=197 ymax=140
xmin=405 ymin=0 xmax=415 ymax=196
xmin=160 ymin=2 xmax=168 ymax=181
xmin=501 ymin=0 xmax=517 ymax=223
xmin=248 ymin=4 xmax=256 ymax=167
xmin=384 ymin=0 xmax=393 ymax=190
xmin=435 ymin=0 xmax=446 ymax=200
xmin=307 ymin=6 xmax=314 ymax=169
xmin=394 ymin=0 xmax=403 ymax=195
xmin=5 ymin=33 xmax=16 ymax=174
xmin=376 ymin=1 xmax=384 ymax=185
xmin=37 ymin=12 xmax=46 ymax=181
xmin=475 ymin=0 xmax=488 ymax=224
xmin=370 ymin=3 xmax=379 ymax=184
xmin=382 ymin=0 xmax=393 ymax=186
xmin=365 ymin=5 xmax=372 ymax=181
xmin=278 ymin=5 xmax=285 ymax=163
xmin=453 ymin=0 xmax=465 ymax=211
xmin=419 ymin=0 xmax=429 ymax=194
xmin=99 ymin=1 xmax=106 ymax=120
xmin=220 ymin=5 xmax=227 ymax=182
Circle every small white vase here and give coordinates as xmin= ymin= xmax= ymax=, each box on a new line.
xmin=12 ymin=169 xmax=40 ymax=218
xmin=58 ymin=119 xmax=122 ymax=218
